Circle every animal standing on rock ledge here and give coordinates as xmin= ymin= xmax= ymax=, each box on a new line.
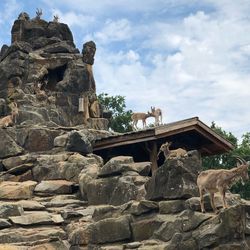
xmin=0 ymin=102 xmax=18 ymax=128
xmin=197 ymin=157 xmax=249 ymax=213
xmin=157 ymin=141 xmax=188 ymax=161
xmin=131 ymin=111 xmax=154 ymax=130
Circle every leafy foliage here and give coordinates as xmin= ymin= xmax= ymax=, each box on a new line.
xmin=98 ymin=93 xmax=133 ymax=133
xmin=203 ymin=122 xmax=250 ymax=198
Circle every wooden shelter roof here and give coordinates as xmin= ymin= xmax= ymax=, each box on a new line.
xmin=93 ymin=117 xmax=234 ymax=157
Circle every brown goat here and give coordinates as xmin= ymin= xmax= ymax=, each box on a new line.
xmin=197 ymin=157 xmax=249 ymax=213
xmin=151 ymin=106 xmax=163 ymax=126
xmin=0 ymin=102 xmax=19 ymax=128
xmin=157 ymin=141 xmax=187 ymax=161
xmin=131 ymin=111 xmax=153 ymax=130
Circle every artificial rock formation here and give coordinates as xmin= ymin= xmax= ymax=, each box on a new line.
xmin=0 ymin=11 xmax=106 ymax=129
xmin=0 ymin=11 xmax=250 ymax=250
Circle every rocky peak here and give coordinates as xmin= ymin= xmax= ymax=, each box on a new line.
xmin=0 ymin=11 xmax=107 ymax=129
xmin=11 ymin=11 xmax=74 ymax=50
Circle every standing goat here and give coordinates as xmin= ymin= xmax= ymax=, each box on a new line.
xmin=157 ymin=141 xmax=188 ymax=161
xmin=197 ymin=157 xmax=249 ymax=213
xmin=53 ymin=14 xmax=59 ymax=23
xmin=131 ymin=111 xmax=153 ymax=130
xmin=151 ymin=106 xmax=163 ymax=126
xmin=36 ymin=8 xmax=43 ymax=19
xmin=0 ymin=102 xmax=19 ymax=128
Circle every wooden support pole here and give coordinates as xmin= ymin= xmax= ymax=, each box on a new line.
xmin=145 ymin=141 xmax=158 ymax=174
xmin=83 ymin=95 xmax=90 ymax=124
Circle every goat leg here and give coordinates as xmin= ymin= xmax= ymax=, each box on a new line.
xmin=219 ymin=188 xmax=228 ymax=209
xmin=209 ymin=192 xmax=219 ymax=214
xmin=199 ymin=187 xmax=206 ymax=213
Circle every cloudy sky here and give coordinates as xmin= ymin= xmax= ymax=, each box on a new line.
xmin=0 ymin=0 xmax=250 ymax=138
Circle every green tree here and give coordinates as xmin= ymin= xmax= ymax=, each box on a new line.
xmin=98 ymin=93 xmax=133 ymax=133
xmin=232 ymin=132 xmax=250 ymax=198
xmin=203 ymin=122 xmax=250 ymax=199
xmin=202 ymin=121 xmax=238 ymax=170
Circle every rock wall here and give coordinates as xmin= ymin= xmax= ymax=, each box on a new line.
xmin=0 ymin=11 xmax=106 ymax=129
xmin=0 ymin=126 xmax=250 ymax=249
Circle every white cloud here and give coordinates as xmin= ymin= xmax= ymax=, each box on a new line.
xmin=94 ymin=19 xmax=132 ymax=44
xmin=91 ymin=3 xmax=250 ymax=137
xmin=50 ymin=9 xmax=95 ymax=28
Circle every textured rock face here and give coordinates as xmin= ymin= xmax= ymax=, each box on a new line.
xmin=88 ymin=215 xmax=131 ymax=244
xmin=11 ymin=18 xmax=74 ymax=48
xmin=0 ymin=181 xmax=37 ymax=200
xmin=0 ymin=130 xmax=24 ymax=158
xmin=0 ymin=12 xmax=107 ymax=129
xmin=79 ymin=156 xmax=150 ymax=205
xmin=145 ymin=150 xmax=201 ymax=200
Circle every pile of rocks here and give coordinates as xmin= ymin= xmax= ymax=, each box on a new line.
xmin=0 ymin=128 xmax=249 ymax=249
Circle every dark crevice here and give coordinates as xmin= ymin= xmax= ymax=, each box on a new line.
xmin=43 ymin=64 xmax=67 ymax=91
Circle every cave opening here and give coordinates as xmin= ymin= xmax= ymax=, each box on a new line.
xmin=43 ymin=64 xmax=67 ymax=91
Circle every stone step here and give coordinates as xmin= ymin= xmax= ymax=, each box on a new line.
xmin=34 ymin=180 xmax=76 ymax=195
xmin=0 ymin=226 xmax=66 ymax=244
xmin=9 ymin=211 xmax=64 ymax=226
xmin=0 ymin=181 xmax=37 ymax=200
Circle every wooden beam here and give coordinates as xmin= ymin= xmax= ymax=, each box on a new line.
xmin=94 ymin=128 xmax=155 ymax=150
xmin=194 ymin=125 xmax=233 ymax=152
xmin=196 ymin=121 xmax=234 ymax=150
xmin=145 ymin=141 xmax=158 ymax=174
xmin=155 ymin=117 xmax=198 ymax=135
xmin=94 ymin=135 xmax=156 ymax=151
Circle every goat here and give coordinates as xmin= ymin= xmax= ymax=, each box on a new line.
xmin=131 ymin=111 xmax=153 ymax=130
xmin=197 ymin=157 xmax=249 ymax=213
xmin=0 ymin=102 xmax=19 ymax=128
xmin=36 ymin=8 xmax=43 ymax=19
xmin=53 ymin=15 xmax=59 ymax=23
xmin=151 ymin=106 xmax=163 ymax=126
xmin=157 ymin=141 xmax=188 ymax=161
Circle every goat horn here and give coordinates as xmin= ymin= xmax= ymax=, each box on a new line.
xmin=235 ymin=156 xmax=247 ymax=165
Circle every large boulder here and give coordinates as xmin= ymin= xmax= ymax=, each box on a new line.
xmin=32 ymin=152 xmax=102 ymax=182
xmin=11 ymin=18 xmax=74 ymax=49
xmin=79 ymin=156 xmax=150 ymax=205
xmin=192 ymin=205 xmax=246 ymax=248
xmin=66 ymin=129 xmax=95 ymax=154
xmin=34 ymin=180 xmax=75 ymax=195
xmin=98 ymin=156 xmax=151 ymax=177
xmin=9 ymin=212 xmax=64 ymax=226
xmin=2 ymin=154 xmax=34 ymax=170
xmin=24 ymin=127 xmax=61 ymax=152
xmin=88 ymin=215 xmax=132 ymax=244
xmin=89 ymin=174 xmax=149 ymax=205
xmin=0 ymin=203 xmax=24 ymax=218
xmin=0 ymin=226 xmax=66 ymax=244
xmin=0 ymin=130 xmax=24 ymax=158
xmin=145 ymin=150 xmax=201 ymax=200
xmin=0 ymin=181 xmax=37 ymax=200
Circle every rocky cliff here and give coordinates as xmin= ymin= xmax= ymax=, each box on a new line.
xmin=0 ymin=11 xmax=250 ymax=250
xmin=0 ymin=11 xmax=106 ymax=129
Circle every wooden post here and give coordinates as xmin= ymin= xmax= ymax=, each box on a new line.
xmin=145 ymin=141 xmax=158 ymax=174
xmin=83 ymin=95 xmax=90 ymax=124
